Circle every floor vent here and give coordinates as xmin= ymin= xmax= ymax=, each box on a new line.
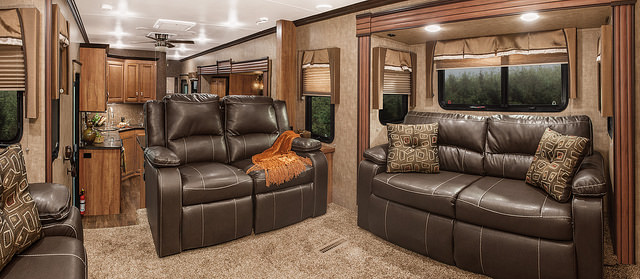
xmin=319 ymin=238 xmax=347 ymax=253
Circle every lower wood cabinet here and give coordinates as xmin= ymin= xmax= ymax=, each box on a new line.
xmin=120 ymin=129 xmax=146 ymax=208
xmin=79 ymin=148 xmax=121 ymax=216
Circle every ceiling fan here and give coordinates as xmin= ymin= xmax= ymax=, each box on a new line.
xmin=133 ymin=32 xmax=195 ymax=48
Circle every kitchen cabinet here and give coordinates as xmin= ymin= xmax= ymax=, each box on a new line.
xmin=210 ymin=78 xmax=226 ymax=97
xmin=120 ymin=129 xmax=146 ymax=208
xmin=79 ymin=46 xmax=107 ymax=111
xmin=124 ymin=60 xmax=156 ymax=103
xmin=135 ymin=130 xmax=146 ymax=208
xmin=107 ymin=58 xmax=125 ymax=103
xmin=79 ymin=148 xmax=121 ymax=215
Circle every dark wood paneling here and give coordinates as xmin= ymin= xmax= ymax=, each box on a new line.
xmin=613 ymin=4 xmax=635 ymax=265
xmin=45 ymin=0 xmax=52 ymax=182
xmin=276 ymin=20 xmax=297 ymax=129
xmin=357 ymin=35 xmax=371 ymax=163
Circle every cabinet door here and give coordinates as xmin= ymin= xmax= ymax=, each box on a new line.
xmin=135 ymin=130 xmax=146 ymax=209
xmin=79 ymin=149 xmax=121 ymax=215
xmin=107 ymin=59 xmax=124 ymax=103
xmin=79 ymin=47 xmax=107 ymax=111
xmin=120 ymin=130 xmax=137 ymax=178
xmin=124 ymin=62 xmax=139 ymax=103
xmin=139 ymin=63 xmax=156 ymax=102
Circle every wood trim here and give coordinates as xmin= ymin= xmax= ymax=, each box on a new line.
xmin=612 ymin=4 xmax=635 ymax=265
xmin=181 ymin=27 xmax=276 ymax=62
xmin=66 ymin=0 xmax=89 ymax=43
xmin=357 ymin=36 xmax=371 ymax=163
xmin=600 ymin=24 xmax=614 ymax=117
xmin=45 ymin=0 xmax=52 ymax=182
xmin=358 ymin=0 xmax=629 ymax=36
xmin=276 ymin=20 xmax=297 ymax=129
xmin=293 ymin=0 xmax=406 ymax=26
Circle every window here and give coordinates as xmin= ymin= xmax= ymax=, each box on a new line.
xmin=0 ymin=91 xmax=23 ymax=145
xmin=305 ymin=96 xmax=334 ymax=143
xmin=438 ymin=63 xmax=568 ymax=112
xmin=372 ymin=48 xmax=414 ymax=124
xmin=379 ymin=94 xmax=408 ymax=124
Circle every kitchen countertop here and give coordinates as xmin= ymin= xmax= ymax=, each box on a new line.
xmin=80 ymin=130 xmax=122 ymax=150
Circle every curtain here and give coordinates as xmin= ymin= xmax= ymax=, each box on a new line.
xmin=300 ymin=48 xmax=340 ymax=104
xmin=563 ymin=28 xmax=577 ymax=99
xmin=372 ymin=47 xmax=415 ymax=110
xmin=425 ymin=41 xmax=436 ymax=98
xmin=0 ymin=9 xmax=25 ymax=92
xmin=18 ymin=8 xmax=39 ymax=119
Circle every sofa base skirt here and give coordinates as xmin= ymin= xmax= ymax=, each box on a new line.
xmin=453 ymin=221 xmax=577 ymax=279
xmin=254 ymin=183 xmax=315 ymax=234
xmin=181 ymin=196 xmax=253 ymax=251
xmin=367 ymin=194 xmax=455 ymax=265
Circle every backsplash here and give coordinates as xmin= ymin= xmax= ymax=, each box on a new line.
xmin=88 ymin=103 xmax=144 ymax=127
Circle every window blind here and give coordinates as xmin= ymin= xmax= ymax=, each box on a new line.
xmin=302 ymin=65 xmax=331 ymax=95
xmin=299 ymin=48 xmax=340 ymax=104
xmin=382 ymin=70 xmax=410 ymax=95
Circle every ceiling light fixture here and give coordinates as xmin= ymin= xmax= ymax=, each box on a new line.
xmin=424 ymin=24 xmax=441 ymax=32
xmin=101 ymin=4 xmax=113 ymax=10
xmin=520 ymin=12 xmax=540 ymax=22
xmin=316 ymin=4 xmax=333 ymax=11
xmin=113 ymin=40 xmax=124 ymax=49
xmin=256 ymin=17 xmax=269 ymax=25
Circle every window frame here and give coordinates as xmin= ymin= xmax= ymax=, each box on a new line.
xmin=0 ymin=91 xmax=24 ymax=146
xmin=304 ymin=95 xmax=335 ymax=143
xmin=378 ymin=94 xmax=409 ymax=125
xmin=437 ymin=63 xmax=569 ymax=112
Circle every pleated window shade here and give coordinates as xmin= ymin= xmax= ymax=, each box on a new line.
xmin=382 ymin=70 xmax=411 ymax=95
xmin=302 ymin=66 xmax=331 ymax=95
xmin=0 ymin=45 xmax=25 ymax=92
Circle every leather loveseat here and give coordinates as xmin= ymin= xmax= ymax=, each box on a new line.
xmin=358 ymin=111 xmax=607 ymax=279
xmin=143 ymin=94 xmax=327 ymax=257
xmin=0 ymin=183 xmax=87 ymax=278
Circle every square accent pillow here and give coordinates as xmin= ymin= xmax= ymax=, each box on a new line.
xmin=386 ymin=123 xmax=439 ymax=173
xmin=0 ymin=144 xmax=42 ymax=269
xmin=525 ymin=128 xmax=589 ymax=202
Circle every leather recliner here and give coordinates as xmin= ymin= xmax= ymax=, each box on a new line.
xmin=143 ymin=94 xmax=328 ymax=257
xmin=358 ymin=111 xmax=607 ymax=279
xmin=0 ymin=183 xmax=87 ymax=279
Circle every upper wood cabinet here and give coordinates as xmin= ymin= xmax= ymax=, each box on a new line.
xmin=79 ymin=46 xmax=107 ymax=111
xmin=107 ymin=59 xmax=124 ymax=103
xmin=122 ymin=60 xmax=156 ymax=103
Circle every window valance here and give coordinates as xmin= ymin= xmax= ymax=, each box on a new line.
xmin=0 ymin=9 xmax=22 ymax=46
xmin=298 ymin=48 xmax=340 ymax=104
xmin=372 ymin=47 xmax=416 ymax=110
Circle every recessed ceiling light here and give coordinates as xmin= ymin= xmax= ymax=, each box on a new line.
xmin=316 ymin=4 xmax=333 ymax=11
xmin=520 ymin=13 xmax=540 ymax=22
xmin=424 ymin=24 xmax=441 ymax=32
xmin=256 ymin=17 xmax=269 ymax=25
xmin=101 ymin=4 xmax=113 ymax=10
xmin=113 ymin=40 xmax=124 ymax=48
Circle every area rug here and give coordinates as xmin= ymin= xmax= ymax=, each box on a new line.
xmin=84 ymin=204 xmax=638 ymax=278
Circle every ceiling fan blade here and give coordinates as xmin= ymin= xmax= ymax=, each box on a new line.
xmin=168 ymin=40 xmax=195 ymax=44
xmin=167 ymin=42 xmax=176 ymax=48
xmin=145 ymin=35 xmax=156 ymax=40
xmin=131 ymin=40 xmax=155 ymax=44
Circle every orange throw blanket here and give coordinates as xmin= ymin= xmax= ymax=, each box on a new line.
xmin=247 ymin=130 xmax=312 ymax=187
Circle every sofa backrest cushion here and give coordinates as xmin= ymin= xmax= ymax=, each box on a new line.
xmin=164 ymin=94 xmax=227 ymax=164
xmin=404 ymin=111 xmax=487 ymax=175
xmin=224 ymin=96 xmax=280 ymax=162
xmin=144 ymin=100 xmax=165 ymax=147
xmin=273 ymin=100 xmax=290 ymax=133
xmin=485 ymin=115 xmax=592 ymax=180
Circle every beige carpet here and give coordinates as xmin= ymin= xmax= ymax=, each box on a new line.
xmin=84 ymin=204 xmax=638 ymax=279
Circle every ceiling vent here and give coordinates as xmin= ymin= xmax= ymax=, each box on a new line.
xmin=152 ymin=19 xmax=196 ymax=32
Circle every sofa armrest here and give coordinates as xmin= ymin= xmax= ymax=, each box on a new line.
xmin=144 ymin=162 xmax=183 ymax=257
xmin=363 ymin=144 xmax=388 ymax=166
xmin=42 ymin=206 xmax=83 ymax=241
xmin=144 ymin=146 xmax=180 ymax=168
xmin=294 ymin=150 xmax=328 ymax=217
xmin=572 ymin=152 xmax=608 ymax=197
xmin=292 ymin=137 xmax=321 ymax=152
xmin=29 ymin=183 xmax=71 ymax=224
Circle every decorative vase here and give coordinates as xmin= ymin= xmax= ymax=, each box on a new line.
xmin=82 ymin=121 xmax=97 ymax=144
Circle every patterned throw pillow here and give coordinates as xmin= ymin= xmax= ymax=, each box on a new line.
xmin=525 ymin=128 xmax=589 ymax=202
xmin=386 ymin=123 xmax=439 ymax=173
xmin=0 ymin=144 xmax=42 ymax=269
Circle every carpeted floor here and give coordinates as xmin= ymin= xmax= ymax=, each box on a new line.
xmin=84 ymin=204 xmax=639 ymax=278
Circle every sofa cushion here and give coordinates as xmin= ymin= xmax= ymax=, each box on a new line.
xmin=404 ymin=111 xmax=487 ymax=175
xmin=485 ymin=115 xmax=592 ymax=180
xmin=224 ymin=96 xmax=280 ymax=162
xmin=372 ymin=171 xmax=482 ymax=218
xmin=526 ymin=128 xmax=589 ymax=202
xmin=0 ymin=236 xmax=86 ymax=279
xmin=456 ymin=176 xmax=573 ymax=241
xmin=179 ymin=162 xmax=253 ymax=206
xmin=387 ymin=123 xmax=440 ymax=173
xmin=233 ymin=159 xmax=314 ymax=194
xmin=28 ymin=183 xmax=71 ymax=224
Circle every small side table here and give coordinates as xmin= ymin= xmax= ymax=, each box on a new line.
xmin=320 ymin=143 xmax=336 ymax=204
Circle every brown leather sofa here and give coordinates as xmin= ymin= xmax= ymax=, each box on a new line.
xmin=143 ymin=94 xmax=327 ymax=257
xmin=358 ymin=111 xmax=607 ymax=279
xmin=0 ymin=183 xmax=87 ymax=278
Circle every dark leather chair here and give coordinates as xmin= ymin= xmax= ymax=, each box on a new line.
xmin=0 ymin=183 xmax=87 ymax=279
xmin=144 ymin=94 xmax=327 ymax=257
xmin=358 ymin=111 xmax=607 ymax=279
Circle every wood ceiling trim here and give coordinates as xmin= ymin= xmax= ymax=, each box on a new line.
xmin=358 ymin=0 xmax=631 ymax=35
xmin=66 ymin=0 xmax=89 ymax=43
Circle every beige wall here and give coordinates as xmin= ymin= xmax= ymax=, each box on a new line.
xmin=181 ymin=34 xmax=277 ymax=98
